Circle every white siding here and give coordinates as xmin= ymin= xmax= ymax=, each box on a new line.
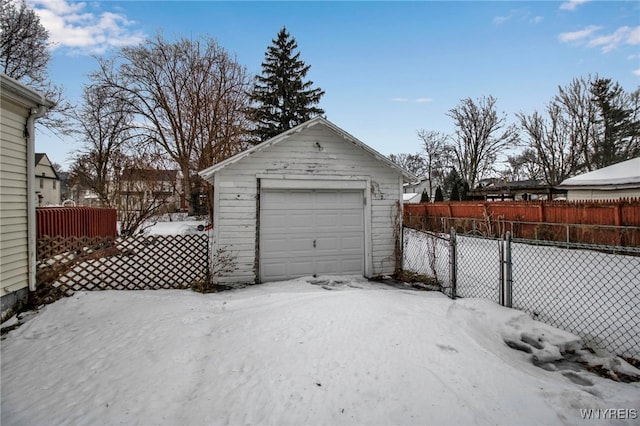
xmin=1 ymin=99 xmax=30 ymax=295
xmin=35 ymin=154 xmax=60 ymax=205
xmin=213 ymin=124 xmax=403 ymax=284
xmin=567 ymin=188 xmax=640 ymax=201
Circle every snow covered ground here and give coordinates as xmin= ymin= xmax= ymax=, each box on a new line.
xmin=2 ymin=276 xmax=639 ymax=425
xmin=145 ymin=217 xmax=208 ymax=236
xmin=403 ymin=228 xmax=640 ymax=357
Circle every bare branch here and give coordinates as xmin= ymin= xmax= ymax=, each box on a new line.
xmin=446 ymin=95 xmax=518 ymax=188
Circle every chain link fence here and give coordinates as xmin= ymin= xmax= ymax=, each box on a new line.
xmin=402 ymin=227 xmax=452 ymax=296
xmin=509 ymin=238 xmax=639 ymax=358
xmin=402 ymin=225 xmax=640 ymax=358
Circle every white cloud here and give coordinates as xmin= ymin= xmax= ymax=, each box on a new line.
xmin=587 ymin=26 xmax=639 ymax=53
xmin=530 ymin=16 xmax=544 ymax=25
xmin=415 ymin=98 xmax=433 ymax=103
xmin=628 ymin=26 xmax=640 ymax=45
xmin=560 ymin=25 xmax=639 ymax=53
xmin=493 ymin=9 xmax=544 ymax=26
xmin=28 ymin=0 xmax=145 ymax=54
xmin=560 ymin=0 xmax=590 ymax=11
xmin=391 ymin=97 xmax=409 ymax=102
xmin=558 ymin=25 xmax=601 ymax=42
xmin=633 ymin=69 xmax=640 ymax=76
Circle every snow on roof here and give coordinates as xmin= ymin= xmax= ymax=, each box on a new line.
xmin=559 ymin=157 xmax=640 ymax=188
xmin=403 ymin=193 xmax=422 ymax=203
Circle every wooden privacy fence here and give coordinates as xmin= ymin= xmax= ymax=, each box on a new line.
xmin=404 ymin=199 xmax=640 ymax=246
xmin=37 ymin=207 xmax=118 ymax=257
xmin=37 ymin=207 xmax=118 ymax=238
xmin=36 ymin=234 xmax=209 ymax=295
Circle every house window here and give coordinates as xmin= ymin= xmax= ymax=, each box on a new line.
xmin=53 ymin=180 xmax=56 ymax=189
xmin=40 ymin=178 xmax=43 ymax=189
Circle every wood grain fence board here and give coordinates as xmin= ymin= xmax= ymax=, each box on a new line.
xmin=36 ymin=234 xmax=209 ymax=294
xmin=404 ymin=199 xmax=640 ymax=246
xmin=37 ymin=207 xmax=117 ymax=241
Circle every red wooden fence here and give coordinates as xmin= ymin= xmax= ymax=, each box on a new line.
xmin=404 ymin=198 xmax=640 ymax=246
xmin=36 ymin=207 xmax=118 ymax=238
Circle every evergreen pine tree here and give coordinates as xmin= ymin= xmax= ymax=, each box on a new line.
xmin=462 ymin=181 xmax=471 ymax=200
xmin=444 ymin=168 xmax=466 ymax=201
xmin=420 ymin=189 xmax=430 ymax=203
xmin=589 ymin=78 xmax=640 ymax=168
xmin=434 ymin=186 xmax=444 ymax=202
xmin=449 ymin=185 xmax=460 ymax=202
xmin=249 ymin=27 xmax=325 ymax=142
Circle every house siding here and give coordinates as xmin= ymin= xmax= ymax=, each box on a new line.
xmin=1 ymin=98 xmax=30 ymax=297
xmin=567 ymin=188 xmax=640 ymax=201
xmin=35 ymin=153 xmax=61 ymax=206
xmin=212 ymin=124 xmax=403 ymax=284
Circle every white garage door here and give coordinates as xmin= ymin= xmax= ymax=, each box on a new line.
xmin=260 ymin=189 xmax=364 ymax=282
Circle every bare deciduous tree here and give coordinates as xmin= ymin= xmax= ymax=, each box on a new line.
xmin=92 ymin=34 xmax=252 ymax=215
xmin=388 ymin=153 xmax=427 ymax=177
xmin=500 ymin=149 xmax=542 ymax=182
xmin=518 ymin=76 xmax=639 ymax=185
xmin=0 ymin=0 xmax=73 ymax=134
xmin=416 ymin=130 xmax=450 ymax=197
xmin=70 ymin=84 xmax=137 ymax=207
xmin=0 ymin=0 xmax=49 ymax=83
xmin=554 ymin=76 xmax=599 ymax=172
xmin=517 ymin=104 xmax=581 ymax=185
xmin=446 ymin=95 xmax=518 ymax=188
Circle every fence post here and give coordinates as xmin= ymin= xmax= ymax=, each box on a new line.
xmin=449 ymin=227 xmax=457 ymax=299
xmin=503 ymin=232 xmax=513 ymax=308
xmin=499 ymin=236 xmax=504 ymax=306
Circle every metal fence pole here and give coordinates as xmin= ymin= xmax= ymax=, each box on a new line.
xmin=449 ymin=227 xmax=457 ymax=299
xmin=499 ymin=236 xmax=505 ymax=306
xmin=504 ymin=231 xmax=513 ymax=308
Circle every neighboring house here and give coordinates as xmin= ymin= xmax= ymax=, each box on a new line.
xmin=403 ymin=177 xmax=433 ymax=203
xmin=559 ymin=157 xmax=640 ymax=201
xmin=403 ymin=193 xmax=423 ymax=204
xmin=119 ymin=168 xmax=183 ymax=213
xmin=472 ymin=178 xmax=565 ymax=201
xmin=35 ymin=152 xmax=60 ymax=206
xmin=199 ymin=116 xmax=417 ymax=285
xmin=1 ymin=74 xmax=54 ymax=318
xmin=404 ymin=177 xmax=432 ymax=195
xmin=69 ymin=169 xmax=184 ymax=210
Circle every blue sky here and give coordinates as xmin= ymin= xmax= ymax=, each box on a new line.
xmin=28 ymin=0 xmax=640 ymax=169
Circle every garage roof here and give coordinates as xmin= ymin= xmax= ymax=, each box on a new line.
xmin=199 ymin=116 xmax=418 ymax=182
xmin=559 ymin=157 xmax=640 ymax=189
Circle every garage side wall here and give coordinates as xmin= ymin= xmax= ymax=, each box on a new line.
xmin=213 ymin=124 xmax=403 ymax=284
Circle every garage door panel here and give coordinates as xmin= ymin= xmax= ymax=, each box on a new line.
xmin=260 ymin=189 xmax=364 ymax=282
xmin=341 ymin=258 xmax=364 ymax=273
xmin=342 ymin=236 xmax=364 ymax=250
xmin=262 ymin=237 xmax=315 ymax=257
xmin=261 ymin=258 xmax=316 ymax=281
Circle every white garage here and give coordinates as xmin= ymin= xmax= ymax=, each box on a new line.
xmin=199 ymin=117 xmax=416 ymax=285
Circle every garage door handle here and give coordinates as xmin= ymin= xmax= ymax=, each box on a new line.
xmin=313 ymin=240 xmax=316 ymax=248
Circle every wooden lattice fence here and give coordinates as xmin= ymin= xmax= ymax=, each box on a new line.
xmin=36 ymin=234 xmax=209 ymax=295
